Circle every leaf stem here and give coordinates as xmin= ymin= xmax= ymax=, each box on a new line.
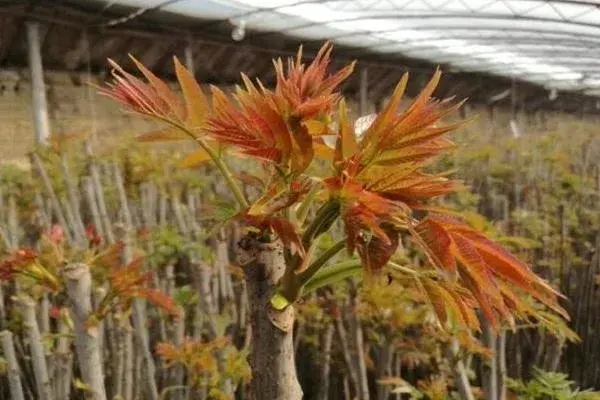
xmin=195 ymin=138 xmax=249 ymax=208
xmin=302 ymin=259 xmax=363 ymax=295
xmin=295 ymin=184 xmax=319 ymax=225
xmin=301 ymin=200 xmax=340 ymax=249
xmin=156 ymin=118 xmax=249 ymax=209
xmin=297 ymin=238 xmax=346 ymax=286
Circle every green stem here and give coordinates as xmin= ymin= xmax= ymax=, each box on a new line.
xmin=297 ymin=239 xmax=346 ymax=287
xmin=302 ymin=259 xmax=363 ymax=295
xmin=159 ymin=386 xmax=188 ymax=400
xmin=195 ymin=138 xmax=249 ymax=208
xmin=295 ymin=185 xmax=319 ymax=225
xmin=301 ymin=200 xmax=340 ymax=249
xmin=158 ymin=118 xmax=249 ymax=209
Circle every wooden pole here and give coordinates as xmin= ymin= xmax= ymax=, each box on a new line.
xmin=185 ymin=37 xmax=195 ymax=74
xmin=359 ymin=66 xmax=369 ymax=115
xmin=26 ymin=21 xmax=50 ymax=145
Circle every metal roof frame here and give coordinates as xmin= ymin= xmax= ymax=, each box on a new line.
xmin=26 ymin=0 xmax=600 ymax=100
xmin=173 ymin=0 xmax=600 ymax=94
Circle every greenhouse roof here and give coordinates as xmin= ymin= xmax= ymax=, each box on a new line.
xmin=2 ymin=0 xmax=600 ymax=112
xmin=102 ymin=0 xmax=600 ymax=96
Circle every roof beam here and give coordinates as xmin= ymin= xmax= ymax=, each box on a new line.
xmin=136 ymin=39 xmax=172 ymax=70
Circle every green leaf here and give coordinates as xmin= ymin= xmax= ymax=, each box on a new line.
xmin=199 ymin=201 xmax=237 ymax=223
xmin=0 ymin=357 xmax=7 ymax=375
xmin=270 ymin=292 xmax=291 ymax=311
xmin=302 ymin=260 xmax=363 ymax=295
xmin=73 ymin=378 xmax=92 ymax=392
xmin=497 ymin=235 xmax=541 ymax=250
xmin=179 ymin=148 xmax=212 ymax=168
xmin=173 ymin=286 xmax=198 ymax=306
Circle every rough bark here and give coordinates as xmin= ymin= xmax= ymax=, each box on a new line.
xmin=375 ymin=339 xmax=393 ymax=400
xmin=86 ymin=144 xmax=114 ymax=244
xmin=132 ymin=298 xmax=159 ymax=400
xmin=349 ymin=283 xmax=370 ymax=400
xmin=193 ymin=261 xmax=218 ymax=338
xmin=64 ymin=263 xmax=107 ymax=400
xmin=236 ymin=234 xmax=302 ymax=400
xmin=60 ymin=153 xmax=86 ymax=243
xmin=1 ymin=330 xmax=25 ymax=400
xmin=481 ymin=318 xmax=498 ymax=400
xmin=20 ymin=295 xmax=54 ymax=400
xmin=496 ymin=331 xmax=507 ymax=400
xmin=317 ymin=324 xmax=334 ymax=400
xmin=82 ymin=176 xmax=104 ymax=237
xmin=123 ymin=323 xmax=134 ymax=400
xmin=55 ymin=316 xmax=73 ymax=400
xmin=334 ymin=310 xmax=360 ymax=396
xmin=31 ymin=152 xmax=72 ymax=243
xmin=115 ymin=164 xmax=159 ymax=400
xmin=171 ymin=307 xmax=186 ymax=400
xmin=0 ymin=284 xmax=6 ymax=329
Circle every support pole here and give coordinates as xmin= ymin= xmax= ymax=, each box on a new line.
xmin=26 ymin=21 xmax=50 ymax=145
xmin=184 ymin=37 xmax=195 ymax=74
xmin=359 ymin=66 xmax=368 ymax=115
xmin=509 ymin=78 xmax=521 ymax=138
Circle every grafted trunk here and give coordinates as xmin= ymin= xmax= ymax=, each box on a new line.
xmin=317 ymin=324 xmax=334 ymax=400
xmin=496 ymin=331 xmax=507 ymax=400
xmin=376 ymin=339 xmax=393 ymax=400
xmin=237 ymin=235 xmax=302 ymax=400
xmin=481 ymin=318 xmax=498 ymax=400
xmin=64 ymin=263 xmax=107 ymax=400
xmin=445 ymin=338 xmax=475 ymax=400
xmin=1 ymin=330 xmax=25 ymax=400
xmin=20 ymin=295 xmax=54 ymax=400
xmin=55 ymin=316 xmax=73 ymax=399
xmin=349 ymin=281 xmax=370 ymax=400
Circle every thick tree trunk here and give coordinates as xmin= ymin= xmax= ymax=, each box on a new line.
xmin=237 ymin=235 xmax=302 ymax=400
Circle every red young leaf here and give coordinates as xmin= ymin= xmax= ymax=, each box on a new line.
xmin=247 ymin=178 xmax=311 ymax=217
xmin=85 ymin=224 xmax=103 ymax=247
xmin=136 ymin=288 xmax=181 ymax=317
xmin=206 ymin=43 xmax=352 ymax=173
xmin=273 ymin=42 xmax=355 ymax=120
xmin=0 ymin=248 xmax=37 ymax=281
xmin=99 ymin=43 xmax=568 ymax=332
xmin=48 ymin=224 xmax=65 ymax=245
xmin=322 ymin=72 xmax=465 ymax=274
xmin=355 ymin=223 xmax=400 ymax=271
xmin=413 ymin=214 xmax=567 ymax=328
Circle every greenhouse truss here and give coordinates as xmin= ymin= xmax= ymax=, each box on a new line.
xmin=100 ymin=0 xmax=600 ymax=96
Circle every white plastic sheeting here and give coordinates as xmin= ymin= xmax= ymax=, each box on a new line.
xmin=105 ymin=0 xmax=600 ymax=94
